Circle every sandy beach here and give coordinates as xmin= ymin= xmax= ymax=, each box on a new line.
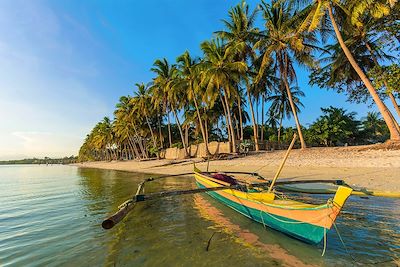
xmin=73 ymin=146 xmax=400 ymax=192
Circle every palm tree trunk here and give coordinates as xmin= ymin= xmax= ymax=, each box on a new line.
xmin=280 ymin=53 xmax=306 ymax=149
xmin=129 ymin=140 xmax=139 ymax=159
xmin=237 ymin=95 xmax=244 ymax=140
xmin=158 ymin=112 xmax=164 ymax=148
xmin=205 ymin=118 xmax=209 ymax=145
xmin=222 ymin=89 xmax=237 ymax=153
xmin=282 ymin=71 xmax=306 ymax=149
xmin=277 ymin=111 xmax=283 ymax=148
xmin=131 ymin=124 xmax=147 ymax=159
xmin=245 ymin=80 xmax=259 ymax=151
xmin=261 ymin=93 xmax=265 ymax=143
xmin=128 ymin=135 xmax=140 ymax=159
xmin=328 ymin=3 xmax=400 ymax=141
xmin=185 ymin=124 xmax=189 ymax=148
xmin=388 ymin=93 xmax=400 ymax=121
xmin=191 ymin=88 xmax=210 ymax=155
xmin=171 ymin=106 xmax=189 ymax=157
xmin=220 ymin=93 xmax=232 ymax=150
xmin=365 ymin=42 xmax=400 ymax=123
xmin=366 ymin=43 xmax=400 ymax=122
xmin=167 ymin=109 xmax=172 ymax=148
xmin=234 ymin=114 xmax=240 ymax=140
xmin=144 ymin=114 xmax=158 ymax=150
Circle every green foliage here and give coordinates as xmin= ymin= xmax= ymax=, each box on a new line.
xmin=368 ymin=64 xmax=400 ymax=93
xmin=307 ymin=106 xmax=360 ymax=146
xmin=360 ymin=112 xmax=390 ymax=143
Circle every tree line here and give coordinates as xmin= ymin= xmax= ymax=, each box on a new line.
xmin=0 ymin=156 xmax=77 ymax=165
xmin=78 ymin=0 xmax=399 ymax=161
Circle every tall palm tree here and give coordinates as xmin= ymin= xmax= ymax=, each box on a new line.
xmin=358 ymin=24 xmax=400 ymax=120
xmin=309 ymin=23 xmax=400 ymax=130
xmin=216 ymin=2 xmax=261 ymax=150
xmin=267 ymin=83 xmax=305 ymax=144
xmin=176 ymin=51 xmax=211 ymax=155
xmin=299 ymin=0 xmax=400 ymax=140
xmin=132 ymin=83 xmax=158 ymax=153
xmin=169 ymin=76 xmax=190 ymax=157
xmin=250 ymin=59 xmax=277 ymax=143
xmin=151 ymin=58 xmax=177 ymax=148
xmin=200 ymin=39 xmax=247 ymax=153
xmin=256 ymin=1 xmax=317 ymax=149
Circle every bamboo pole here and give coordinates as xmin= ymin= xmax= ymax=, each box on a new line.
xmin=102 ymin=183 xmax=242 ymax=229
xmin=267 ymin=133 xmax=297 ymax=193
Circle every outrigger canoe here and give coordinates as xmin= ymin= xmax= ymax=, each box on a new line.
xmin=194 ymin=166 xmax=353 ymax=244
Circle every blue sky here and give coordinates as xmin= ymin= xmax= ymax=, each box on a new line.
xmin=0 ymin=0 xmax=394 ymax=160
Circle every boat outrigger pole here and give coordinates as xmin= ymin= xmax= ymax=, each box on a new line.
xmin=267 ymin=133 xmax=297 ymax=193
xmin=102 ymin=181 xmax=244 ymax=229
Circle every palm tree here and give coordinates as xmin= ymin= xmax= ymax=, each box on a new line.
xmin=169 ymin=76 xmax=190 ymax=157
xmin=200 ymin=39 xmax=247 ymax=153
xmin=250 ymin=59 xmax=277 ymax=143
xmin=176 ymin=51 xmax=211 ymax=155
xmin=299 ymin=0 xmax=400 ymax=140
xmin=362 ymin=111 xmax=389 ymax=142
xmin=151 ymin=58 xmax=178 ymax=148
xmin=92 ymin=117 xmax=115 ymax=161
xmin=256 ymin=1 xmax=317 ymax=149
xmin=359 ymin=28 xmax=400 ymax=120
xmin=267 ymin=83 xmax=305 ymax=144
xmin=216 ymin=2 xmax=261 ymax=150
xmin=114 ymin=95 xmax=147 ymax=159
xmin=132 ymin=83 xmax=158 ymax=153
xmin=266 ymin=109 xmax=279 ymax=130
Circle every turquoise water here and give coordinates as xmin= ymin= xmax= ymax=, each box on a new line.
xmin=0 ymin=165 xmax=399 ymax=266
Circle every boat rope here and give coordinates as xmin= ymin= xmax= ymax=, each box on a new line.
xmin=259 ymin=210 xmax=266 ymax=229
xmin=321 ymin=226 xmax=327 ymax=256
xmin=321 ymin=214 xmax=328 ymax=257
xmin=331 ymin=218 xmax=398 ymax=265
xmin=332 ymin=222 xmax=355 ymax=261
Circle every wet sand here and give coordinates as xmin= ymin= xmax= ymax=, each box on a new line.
xmin=73 ymin=146 xmax=400 ymax=192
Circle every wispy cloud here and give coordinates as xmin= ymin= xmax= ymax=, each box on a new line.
xmin=0 ymin=0 xmax=110 ymax=159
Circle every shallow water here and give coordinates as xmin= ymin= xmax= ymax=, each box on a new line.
xmin=0 ymin=165 xmax=399 ymax=266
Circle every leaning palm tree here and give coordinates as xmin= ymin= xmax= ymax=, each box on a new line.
xmin=200 ymin=39 xmax=247 ymax=153
xmin=267 ymin=83 xmax=305 ymax=144
xmin=299 ymin=0 xmax=400 ymax=140
xmin=353 ymin=18 xmax=400 ymax=120
xmin=216 ymin=1 xmax=261 ymax=150
xmin=256 ymin=1 xmax=317 ymax=149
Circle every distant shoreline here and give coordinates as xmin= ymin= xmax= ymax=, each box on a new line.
xmin=72 ymin=145 xmax=400 ymax=192
xmin=0 ymin=157 xmax=77 ymax=165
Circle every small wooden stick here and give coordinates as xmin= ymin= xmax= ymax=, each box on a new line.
xmin=267 ymin=133 xmax=297 ymax=193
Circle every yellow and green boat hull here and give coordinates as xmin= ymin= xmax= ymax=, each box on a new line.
xmin=194 ymin=170 xmax=352 ymax=244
